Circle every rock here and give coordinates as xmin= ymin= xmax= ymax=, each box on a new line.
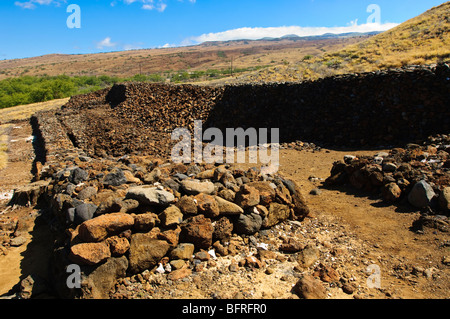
xmin=105 ymin=236 xmax=130 ymax=256
xmin=159 ymin=205 xmax=184 ymax=227
xmin=176 ymin=195 xmax=198 ymax=215
xmin=69 ymin=242 xmax=111 ymax=266
xmin=170 ymin=259 xmax=187 ymax=270
xmin=170 ymin=243 xmax=195 ymax=260
xmin=412 ymin=215 xmax=449 ymax=232
xmin=279 ymin=238 xmax=303 ymax=253
xmin=297 ymin=245 xmax=319 ymax=268
xmin=143 ymin=168 xmax=161 ymax=184
xmin=293 ymin=275 xmax=327 ymax=299
xmin=167 ymin=268 xmax=191 ymax=281
xmin=80 ymin=256 xmax=128 ymax=299
xmin=439 ymin=187 xmax=450 ymax=212
xmin=383 ymin=162 xmax=398 ymax=172
xmin=73 ymin=203 xmax=98 ymax=225
xmin=285 ymin=179 xmax=310 ymax=220
xmin=103 ymin=168 xmax=127 ymax=186
xmin=122 ymin=170 xmax=140 ymax=184
xmin=181 ymin=179 xmax=215 ymax=195
xmin=382 ymin=183 xmax=402 ymax=202
xmin=19 ymin=274 xmax=47 ymax=299
xmin=10 ymin=180 xmax=50 ymax=207
xmin=180 ymin=215 xmax=214 ymax=250
xmin=10 ymin=235 xmax=27 ymax=247
xmin=217 ymin=189 xmax=235 ymax=202
xmin=309 ymin=188 xmax=322 ymax=196
xmin=157 ymin=227 xmax=181 ymax=247
xmin=128 ymin=234 xmax=171 ymax=274
xmin=245 ymin=255 xmax=263 ymax=268
xmin=233 ymin=212 xmax=262 ymax=235
xmin=235 ymin=184 xmax=260 ymax=208
xmin=314 ymin=264 xmax=340 ymax=283
xmin=212 ymin=216 xmax=234 ymax=241
xmin=408 ymin=180 xmax=436 ymax=208
xmin=126 ymin=186 xmax=175 ymax=207
xmin=214 ymin=196 xmax=244 ymax=215
xmin=195 ymin=250 xmax=210 ymax=261
xmin=78 ymin=213 xmax=135 ymax=242
xmin=77 ymin=186 xmax=98 ymax=201
xmin=70 ymin=167 xmax=89 ymax=184
xmin=194 ymin=193 xmax=220 ymax=218
xmin=196 ymin=169 xmax=215 ymax=179
xmin=133 ymin=213 xmax=159 ymax=232
xmin=263 ymin=202 xmax=291 ymax=228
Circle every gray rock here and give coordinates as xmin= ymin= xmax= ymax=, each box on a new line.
xmin=233 ymin=212 xmax=262 ymax=235
xmin=126 ymin=186 xmax=175 ymax=206
xmin=408 ymin=180 xmax=436 ymax=208
xmin=74 ymin=203 xmax=98 ymax=225
xmin=103 ymin=168 xmax=127 ymax=186
xmin=70 ymin=167 xmax=89 ymax=184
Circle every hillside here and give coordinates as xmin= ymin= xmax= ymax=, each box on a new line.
xmin=238 ymin=1 xmax=450 ymax=83
xmin=0 ymin=35 xmax=370 ymax=82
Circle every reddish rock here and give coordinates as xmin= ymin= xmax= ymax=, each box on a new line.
xmin=78 ymin=213 xmax=135 ymax=242
xmin=69 ymin=242 xmax=111 ymax=266
xmin=106 ymin=236 xmax=130 ymax=256
xmin=168 ymin=268 xmax=192 ymax=281
xmin=194 ymin=193 xmax=220 ymax=218
xmin=176 ymin=195 xmax=198 ymax=215
xmin=180 ymin=215 xmax=214 ymax=250
xmin=293 ymin=275 xmax=327 ymax=299
xmin=235 ymin=184 xmax=260 ymax=208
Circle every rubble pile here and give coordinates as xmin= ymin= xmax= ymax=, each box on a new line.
xmin=325 ymin=134 xmax=450 ymax=225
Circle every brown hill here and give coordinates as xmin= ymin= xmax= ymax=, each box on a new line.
xmin=239 ymin=1 xmax=450 ymax=83
xmin=0 ymin=36 xmax=371 ymax=81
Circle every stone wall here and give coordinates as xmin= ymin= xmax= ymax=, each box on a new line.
xmin=52 ymin=62 xmax=450 ymax=160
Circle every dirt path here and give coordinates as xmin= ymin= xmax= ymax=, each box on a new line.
xmin=278 ymin=148 xmax=449 ymax=299
xmin=0 ymin=121 xmax=51 ymax=296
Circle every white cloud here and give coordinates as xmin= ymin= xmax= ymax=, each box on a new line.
xmin=120 ymin=0 xmax=167 ymax=12
xmin=96 ymin=37 xmax=118 ymax=50
xmin=15 ymin=0 xmax=66 ymax=9
xmin=188 ymin=22 xmax=400 ymax=43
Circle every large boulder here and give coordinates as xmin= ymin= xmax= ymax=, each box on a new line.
xmin=128 ymin=234 xmax=171 ymax=274
xmin=78 ymin=213 xmax=135 ymax=242
xmin=408 ymin=180 xmax=436 ymax=208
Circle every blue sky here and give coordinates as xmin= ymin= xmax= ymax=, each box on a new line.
xmin=0 ymin=0 xmax=447 ymax=60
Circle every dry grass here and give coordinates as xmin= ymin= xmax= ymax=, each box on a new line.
xmin=0 ymin=124 xmax=10 ymax=170
xmin=0 ymin=97 xmax=68 ymax=124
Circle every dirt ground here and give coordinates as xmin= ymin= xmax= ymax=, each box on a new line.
xmin=0 ymin=120 xmax=448 ymax=299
